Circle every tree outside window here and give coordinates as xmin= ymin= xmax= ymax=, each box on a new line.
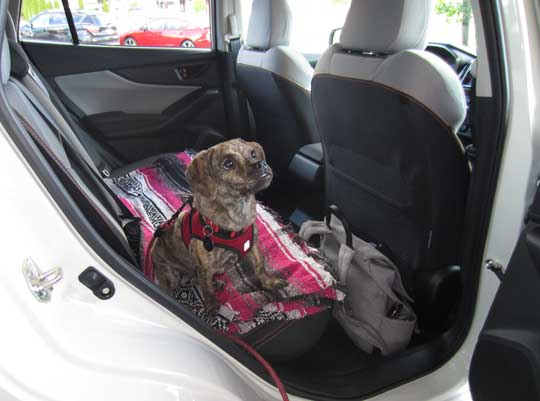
xmin=435 ymin=0 xmax=473 ymax=47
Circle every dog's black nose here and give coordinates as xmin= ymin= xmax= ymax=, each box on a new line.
xmin=256 ymin=160 xmax=267 ymax=169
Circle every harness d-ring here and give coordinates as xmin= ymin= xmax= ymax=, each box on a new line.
xmin=203 ymin=225 xmax=214 ymax=237
xmin=202 ymin=224 xmax=215 ymax=251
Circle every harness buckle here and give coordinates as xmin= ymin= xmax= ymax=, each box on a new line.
xmin=203 ymin=225 xmax=214 ymax=237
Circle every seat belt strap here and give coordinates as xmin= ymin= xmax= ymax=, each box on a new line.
xmin=10 ymin=78 xmax=134 ymax=225
xmin=11 ymin=79 xmax=99 ymax=173
xmin=12 ymin=109 xmax=138 ymax=265
xmin=228 ymin=36 xmax=253 ymax=138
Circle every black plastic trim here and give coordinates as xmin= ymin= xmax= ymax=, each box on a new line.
xmin=60 ymin=0 xmax=79 ymax=45
xmin=21 ymin=41 xmax=218 ymax=77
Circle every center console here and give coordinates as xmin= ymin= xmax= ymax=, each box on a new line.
xmin=288 ymin=143 xmax=324 ymax=191
xmin=287 ymin=143 xmax=325 ymax=225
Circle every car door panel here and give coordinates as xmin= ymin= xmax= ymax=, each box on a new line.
xmin=147 ymin=30 xmax=160 ymax=46
xmin=55 ymin=70 xmax=199 ymax=115
xmin=469 ymin=191 xmax=540 ymax=401
xmin=22 ymin=41 xmax=228 ymax=162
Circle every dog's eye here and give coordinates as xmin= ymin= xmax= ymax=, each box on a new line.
xmin=223 ymin=158 xmax=234 ymax=169
xmin=250 ymin=150 xmax=257 ymax=159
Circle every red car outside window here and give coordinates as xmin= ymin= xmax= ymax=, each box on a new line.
xmin=120 ymin=18 xmax=211 ymax=48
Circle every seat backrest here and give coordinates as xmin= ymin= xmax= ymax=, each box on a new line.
xmin=237 ymin=0 xmax=317 ymax=179
xmin=311 ymin=0 xmax=469 ymax=280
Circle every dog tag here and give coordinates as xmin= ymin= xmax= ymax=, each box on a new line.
xmin=203 ymin=236 xmax=214 ymax=252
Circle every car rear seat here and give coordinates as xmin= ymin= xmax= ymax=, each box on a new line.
xmin=2 ymin=28 xmax=331 ymax=362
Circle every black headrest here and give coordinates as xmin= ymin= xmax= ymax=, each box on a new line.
xmin=8 ymin=40 xmax=30 ymax=79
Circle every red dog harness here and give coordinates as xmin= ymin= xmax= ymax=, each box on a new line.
xmin=181 ymin=208 xmax=254 ymax=257
xmin=141 ymin=196 xmax=288 ymax=401
xmin=144 ymin=197 xmax=254 ymax=280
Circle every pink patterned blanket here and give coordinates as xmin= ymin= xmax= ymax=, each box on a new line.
xmin=105 ymin=151 xmax=340 ymax=334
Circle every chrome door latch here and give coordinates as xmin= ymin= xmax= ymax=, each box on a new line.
xmin=485 ymin=259 xmax=505 ymax=282
xmin=22 ymin=258 xmax=63 ymax=302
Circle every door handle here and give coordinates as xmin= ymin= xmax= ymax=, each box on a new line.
xmin=22 ymin=258 xmax=63 ymax=303
xmin=174 ymin=64 xmax=208 ymax=81
xmin=175 ymin=66 xmax=191 ymax=81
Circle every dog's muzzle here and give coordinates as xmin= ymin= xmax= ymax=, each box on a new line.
xmin=256 ymin=160 xmax=272 ymax=178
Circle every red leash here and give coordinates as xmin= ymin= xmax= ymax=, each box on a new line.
xmin=219 ymin=330 xmax=290 ymax=401
xmin=144 ymin=198 xmax=289 ymax=401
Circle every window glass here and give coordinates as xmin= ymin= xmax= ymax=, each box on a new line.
xmin=73 ymin=14 xmax=86 ymax=24
xmin=240 ymin=0 xmax=476 ymax=55
xmin=166 ymin=19 xmax=189 ymax=30
xmin=240 ymin=0 xmax=351 ymax=54
xmin=81 ymin=15 xmax=94 ymax=24
xmin=146 ymin=20 xmax=166 ymax=31
xmin=20 ymin=3 xmax=70 ymax=44
xmin=49 ymin=14 xmax=67 ymax=25
xmin=288 ymin=0 xmax=350 ymax=54
xmin=430 ymin=0 xmax=476 ymax=54
xmin=20 ymin=0 xmax=212 ymax=49
xmin=29 ymin=13 xmax=50 ymax=28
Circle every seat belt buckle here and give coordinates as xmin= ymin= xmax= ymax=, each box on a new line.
xmin=465 ymin=144 xmax=477 ymax=162
xmin=101 ymin=168 xmax=111 ymax=178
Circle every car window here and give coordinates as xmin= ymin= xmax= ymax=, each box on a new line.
xmin=19 ymin=0 xmax=212 ymax=49
xmin=72 ymin=14 xmax=85 ymax=24
xmin=29 ymin=13 xmax=50 ymax=28
xmin=95 ymin=14 xmax=114 ymax=27
xmin=81 ymin=15 xmax=94 ymax=24
xmin=240 ymin=0 xmax=476 ymax=56
xmin=49 ymin=14 xmax=67 ymax=25
xmin=146 ymin=20 xmax=165 ymax=31
xmin=166 ymin=19 xmax=188 ymax=30
xmin=20 ymin=4 xmax=64 ymax=43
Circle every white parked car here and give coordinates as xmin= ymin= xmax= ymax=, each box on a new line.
xmin=0 ymin=0 xmax=538 ymax=400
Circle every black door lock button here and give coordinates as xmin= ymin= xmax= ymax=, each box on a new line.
xmin=79 ymin=267 xmax=115 ymax=300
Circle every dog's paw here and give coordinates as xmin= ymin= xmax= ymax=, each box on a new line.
xmin=273 ymin=278 xmax=288 ymax=289
xmin=204 ymin=296 xmax=220 ymax=314
xmin=262 ymin=277 xmax=288 ymax=291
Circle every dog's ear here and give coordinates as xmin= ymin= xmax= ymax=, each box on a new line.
xmin=186 ymin=149 xmax=217 ymax=200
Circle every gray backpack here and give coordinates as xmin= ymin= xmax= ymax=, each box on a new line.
xmin=299 ymin=207 xmax=416 ymax=355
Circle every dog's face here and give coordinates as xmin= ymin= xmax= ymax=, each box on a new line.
xmin=186 ymin=139 xmax=273 ymax=200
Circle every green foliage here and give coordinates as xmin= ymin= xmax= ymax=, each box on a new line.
xmin=331 ymin=0 xmax=350 ymax=4
xmin=435 ymin=0 xmax=471 ymax=23
xmin=435 ymin=0 xmax=472 ymax=45
xmin=21 ymin=0 xmax=51 ymax=20
xmin=193 ymin=0 xmax=206 ymax=13
xmin=102 ymin=0 xmax=109 ymax=13
xmin=78 ymin=0 xmax=84 ymax=10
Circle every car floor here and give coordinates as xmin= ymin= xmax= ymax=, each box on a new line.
xmin=274 ymin=318 xmax=382 ymax=396
xmin=272 ymin=315 xmax=452 ymax=399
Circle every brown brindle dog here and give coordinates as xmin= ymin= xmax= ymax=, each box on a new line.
xmin=150 ymin=139 xmax=286 ymax=312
